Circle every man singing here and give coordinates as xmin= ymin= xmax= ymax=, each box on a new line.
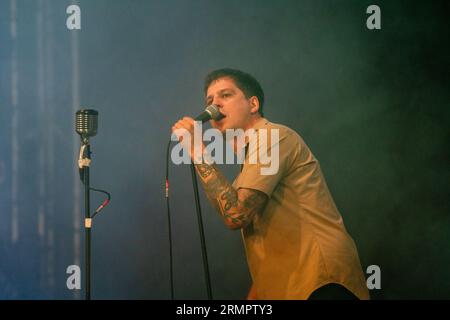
xmin=172 ymin=68 xmax=369 ymax=300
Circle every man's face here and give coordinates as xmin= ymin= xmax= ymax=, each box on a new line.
xmin=205 ymin=77 xmax=257 ymax=133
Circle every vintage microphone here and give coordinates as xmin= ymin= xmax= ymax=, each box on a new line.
xmin=76 ymin=109 xmax=97 ymax=180
xmin=76 ymin=109 xmax=98 ymax=141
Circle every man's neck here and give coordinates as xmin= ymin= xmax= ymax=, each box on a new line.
xmin=231 ymin=115 xmax=264 ymax=154
xmin=242 ymin=114 xmax=263 ymax=132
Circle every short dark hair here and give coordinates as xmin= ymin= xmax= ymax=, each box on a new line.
xmin=204 ymin=68 xmax=265 ymax=116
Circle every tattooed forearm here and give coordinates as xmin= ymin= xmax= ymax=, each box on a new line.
xmin=196 ymin=164 xmax=215 ymax=178
xmin=194 ymin=163 xmax=268 ymax=229
xmin=243 ymin=193 xmax=261 ymax=209
xmin=220 ymin=187 xmax=238 ymax=211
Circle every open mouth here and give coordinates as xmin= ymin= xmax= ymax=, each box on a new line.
xmin=214 ymin=113 xmax=226 ymax=123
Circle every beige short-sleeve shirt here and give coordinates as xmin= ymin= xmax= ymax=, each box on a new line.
xmin=232 ymin=118 xmax=370 ymax=300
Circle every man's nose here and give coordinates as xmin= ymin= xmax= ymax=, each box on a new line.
xmin=211 ymin=97 xmax=223 ymax=108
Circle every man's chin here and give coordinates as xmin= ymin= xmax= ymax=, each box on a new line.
xmin=212 ymin=121 xmax=227 ymax=133
xmin=216 ymin=127 xmax=227 ymax=136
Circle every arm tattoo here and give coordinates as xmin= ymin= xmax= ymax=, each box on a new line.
xmin=220 ymin=187 xmax=238 ymax=211
xmin=243 ymin=193 xmax=262 ymax=209
xmin=195 ymin=163 xmax=268 ymax=229
xmin=196 ymin=164 xmax=215 ymax=178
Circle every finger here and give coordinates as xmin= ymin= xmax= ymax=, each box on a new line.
xmin=172 ymin=121 xmax=187 ymax=130
xmin=179 ymin=118 xmax=194 ymax=126
xmin=176 ymin=121 xmax=194 ymax=132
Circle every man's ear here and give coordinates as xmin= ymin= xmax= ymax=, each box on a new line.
xmin=249 ymin=96 xmax=260 ymax=114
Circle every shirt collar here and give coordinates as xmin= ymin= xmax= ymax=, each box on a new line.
xmin=241 ymin=117 xmax=270 ymax=149
xmin=249 ymin=117 xmax=269 ymax=131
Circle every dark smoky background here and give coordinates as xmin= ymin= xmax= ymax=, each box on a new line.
xmin=0 ymin=0 xmax=448 ymax=299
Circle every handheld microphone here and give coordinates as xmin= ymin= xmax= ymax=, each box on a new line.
xmin=76 ymin=109 xmax=98 ymax=142
xmin=195 ymin=104 xmax=225 ymax=123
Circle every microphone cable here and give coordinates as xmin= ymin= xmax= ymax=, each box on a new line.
xmin=90 ymin=187 xmax=111 ymax=219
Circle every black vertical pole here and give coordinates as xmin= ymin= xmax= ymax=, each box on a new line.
xmin=84 ymin=143 xmax=91 ymax=300
xmin=190 ymin=163 xmax=212 ymax=300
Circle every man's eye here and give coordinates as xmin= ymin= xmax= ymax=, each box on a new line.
xmin=222 ymin=93 xmax=231 ymax=98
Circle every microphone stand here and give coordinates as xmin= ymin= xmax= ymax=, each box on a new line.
xmin=190 ymin=163 xmax=213 ymax=300
xmin=79 ymin=138 xmax=92 ymax=300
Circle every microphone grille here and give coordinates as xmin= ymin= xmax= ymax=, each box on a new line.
xmin=205 ymin=104 xmax=225 ymax=121
xmin=76 ymin=109 xmax=98 ymax=137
